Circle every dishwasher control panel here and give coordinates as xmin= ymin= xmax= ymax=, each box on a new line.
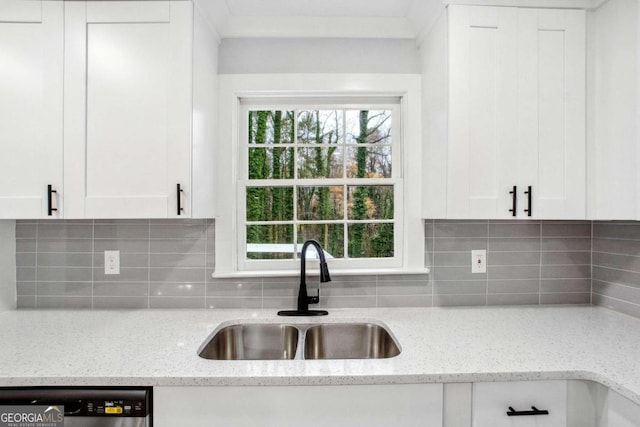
xmin=0 ymin=387 xmax=151 ymax=418
xmin=82 ymin=398 xmax=147 ymax=417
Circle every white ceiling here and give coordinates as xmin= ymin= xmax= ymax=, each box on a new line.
xmin=193 ymin=0 xmax=603 ymax=40
xmin=194 ymin=0 xmax=442 ymax=39
xmin=224 ymin=0 xmax=415 ymax=17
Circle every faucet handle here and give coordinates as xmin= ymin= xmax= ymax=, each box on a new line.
xmin=307 ymin=287 xmax=320 ymax=305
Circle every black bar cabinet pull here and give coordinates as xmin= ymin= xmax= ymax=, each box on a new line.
xmin=177 ymin=184 xmax=184 ymax=215
xmin=524 ymin=185 xmax=532 ymax=217
xmin=508 ymin=185 xmax=517 ymax=217
xmin=507 ymin=406 xmax=549 ymax=416
xmin=47 ymin=185 xmax=57 ymax=216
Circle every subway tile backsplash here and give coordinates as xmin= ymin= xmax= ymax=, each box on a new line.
xmin=15 ymin=219 xmax=429 ymax=309
xmin=13 ymin=218 xmax=640 ymax=317
xmin=425 ymin=220 xmax=592 ymax=307
xmin=592 ymin=222 xmax=640 ymax=318
xmin=16 ymin=220 xmax=214 ymax=309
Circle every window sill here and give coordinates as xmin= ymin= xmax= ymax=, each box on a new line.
xmin=211 ymin=268 xmax=430 ymax=279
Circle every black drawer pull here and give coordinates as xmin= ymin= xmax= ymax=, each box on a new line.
xmin=507 ymin=406 xmax=549 ymax=416
xmin=177 ymin=183 xmax=184 ymax=216
xmin=508 ymin=185 xmax=517 ymax=217
xmin=47 ymin=184 xmax=57 ymax=216
xmin=524 ymin=185 xmax=532 ymax=217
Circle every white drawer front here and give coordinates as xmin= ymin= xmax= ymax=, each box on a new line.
xmin=473 ymin=380 xmax=567 ymax=427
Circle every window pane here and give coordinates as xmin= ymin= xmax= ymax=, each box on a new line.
xmin=297 ymin=186 xmax=344 ymax=220
xmin=249 ymin=110 xmax=294 ymax=145
xmin=244 ymin=106 xmax=399 ymax=265
xmin=348 ymin=223 xmax=394 ymax=258
xmin=297 ymin=110 xmax=343 ymax=144
xmin=346 ymin=146 xmax=392 ymax=178
xmin=246 ymin=225 xmax=294 ymax=259
xmin=298 ymin=224 xmax=344 ymax=258
xmin=246 ymin=187 xmax=293 ymax=221
xmin=347 ymin=186 xmax=394 ymax=220
xmin=345 ymin=110 xmax=392 ymax=145
xmin=297 ymin=147 xmax=343 ymax=179
xmin=249 ymin=147 xmax=295 ymax=180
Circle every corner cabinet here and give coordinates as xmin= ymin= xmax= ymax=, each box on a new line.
xmin=607 ymin=390 xmax=640 ymax=427
xmin=445 ymin=380 xmax=640 ymax=427
xmin=423 ymin=5 xmax=586 ymax=220
xmin=0 ymin=1 xmax=64 ymax=219
xmin=63 ymin=1 xmax=193 ymax=218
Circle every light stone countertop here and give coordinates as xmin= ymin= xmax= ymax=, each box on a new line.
xmin=1 ymin=306 xmax=639 ymax=405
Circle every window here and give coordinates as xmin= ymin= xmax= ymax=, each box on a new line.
xmin=215 ymin=74 xmax=424 ymax=277
xmin=239 ymin=102 xmax=401 ymax=271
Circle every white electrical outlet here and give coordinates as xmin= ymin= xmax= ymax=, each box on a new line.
xmin=471 ymin=250 xmax=486 ymax=273
xmin=104 ymin=250 xmax=120 ymax=275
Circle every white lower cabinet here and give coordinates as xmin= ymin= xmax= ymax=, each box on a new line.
xmin=154 ymin=381 xmax=640 ymax=427
xmin=154 ymin=384 xmax=443 ymax=427
xmin=470 ymin=380 xmax=640 ymax=427
xmin=606 ymin=390 xmax=640 ymax=427
xmin=473 ymin=381 xmax=567 ymax=427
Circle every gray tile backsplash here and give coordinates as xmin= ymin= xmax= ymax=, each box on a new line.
xmin=16 ymin=219 xmax=214 ymax=309
xmin=592 ymin=222 xmax=640 ymax=318
xmin=15 ymin=219 xmax=429 ymax=309
xmin=425 ymin=220 xmax=592 ymax=308
xmin=14 ymin=218 xmax=640 ymax=317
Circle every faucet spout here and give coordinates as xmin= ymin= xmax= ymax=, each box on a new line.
xmin=278 ymin=239 xmax=331 ymax=317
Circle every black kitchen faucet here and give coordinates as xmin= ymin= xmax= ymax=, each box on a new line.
xmin=278 ymin=239 xmax=331 ymax=316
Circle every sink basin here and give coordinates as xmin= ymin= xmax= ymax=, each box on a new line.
xmin=303 ymin=323 xmax=401 ymax=359
xmin=198 ymin=322 xmax=401 ymax=360
xmin=198 ymin=324 xmax=299 ymax=360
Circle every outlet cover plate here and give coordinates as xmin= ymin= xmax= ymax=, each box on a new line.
xmin=104 ymin=250 xmax=120 ymax=275
xmin=471 ymin=250 xmax=486 ymax=274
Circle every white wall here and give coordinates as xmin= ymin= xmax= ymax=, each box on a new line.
xmin=218 ymin=38 xmax=420 ymax=74
xmin=587 ymin=0 xmax=638 ymax=219
xmin=0 ymin=221 xmax=16 ymax=310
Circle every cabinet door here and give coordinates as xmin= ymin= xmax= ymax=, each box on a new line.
xmin=0 ymin=1 xmax=63 ymax=218
xmin=154 ymin=384 xmax=443 ymax=427
xmin=587 ymin=0 xmax=638 ymax=221
xmin=473 ymin=380 xmax=567 ymax=427
xmin=607 ymin=390 xmax=640 ymax=427
xmin=64 ymin=1 xmax=192 ymax=218
xmin=518 ymin=9 xmax=586 ymax=219
xmin=448 ymin=6 xmax=519 ymax=219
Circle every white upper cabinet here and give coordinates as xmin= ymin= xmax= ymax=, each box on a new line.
xmin=0 ymin=1 xmax=63 ymax=219
xmin=64 ymin=1 xmax=193 ymax=218
xmin=587 ymin=0 xmax=639 ymax=220
xmin=447 ymin=6 xmax=519 ymax=219
xmin=423 ymin=5 xmax=586 ymax=220
xmin=518 ymin=9 xmax=586 ymax=220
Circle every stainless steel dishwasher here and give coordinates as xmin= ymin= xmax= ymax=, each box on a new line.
xmin=0 ymin=387 xmax=152 ymax=427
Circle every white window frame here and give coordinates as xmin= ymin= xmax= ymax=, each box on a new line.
xmin=214 ymin=74 xmax=425 ymax=278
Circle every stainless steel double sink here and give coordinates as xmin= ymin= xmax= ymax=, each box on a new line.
xmin=198 ymin=322 xmax=401 ymax=360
